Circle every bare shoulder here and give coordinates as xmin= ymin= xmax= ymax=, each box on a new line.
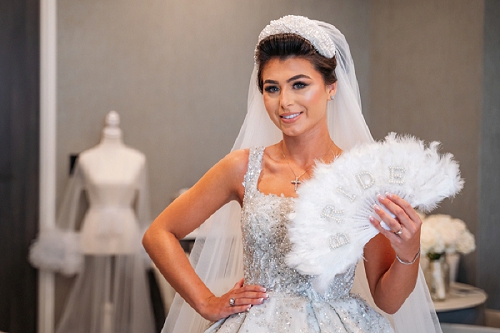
xmin=216 ymin=149 xmax=249 ymax=179
xmin=200 ymin=149 xmax=249 ymax=203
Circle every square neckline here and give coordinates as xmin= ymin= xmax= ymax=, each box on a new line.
xmin=253 ymin=146 xmax=298 ymax=200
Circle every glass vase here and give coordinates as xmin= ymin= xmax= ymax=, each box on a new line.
xmin=425 ymin=253 xmax=450 ymax=301
xmin=446 ymin=252 xmax=460 ymax=285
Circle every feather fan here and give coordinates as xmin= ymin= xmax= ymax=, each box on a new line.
xmin=286 ymin=133 xmax=463 ymax=293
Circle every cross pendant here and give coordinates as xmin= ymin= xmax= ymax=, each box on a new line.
xmin=291 ymin=177 xmax=302 ymax=191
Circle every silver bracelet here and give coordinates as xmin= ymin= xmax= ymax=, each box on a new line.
xmin=396 ymin=248 xmax=421 ymax=265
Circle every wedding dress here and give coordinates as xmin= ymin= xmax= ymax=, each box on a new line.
xmin=30 ymin=111 xmax=155 ymax=333
xmin=205 ymin=147 xmax=393 ymax=333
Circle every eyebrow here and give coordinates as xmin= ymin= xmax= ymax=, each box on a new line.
xmin=263 ymin=74 xmax=311 ymax=85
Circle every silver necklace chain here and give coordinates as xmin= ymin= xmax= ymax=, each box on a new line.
xmin=281 ymin=142 xmax=334 ymax=191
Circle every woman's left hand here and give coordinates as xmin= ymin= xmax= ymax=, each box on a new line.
xmin=369 ymin=193 xmax=421 ymax=263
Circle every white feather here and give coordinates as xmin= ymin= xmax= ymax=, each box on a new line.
xmin=286 ymin=133 xmax=463 ymax=293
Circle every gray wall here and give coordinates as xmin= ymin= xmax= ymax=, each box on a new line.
xmin=478 ymin=0 xmax=500 ymax=310
xmin=370 ymin=0 xmax=484 ymax=286
xmin=370 ymin=0 xmax=500 ymax=309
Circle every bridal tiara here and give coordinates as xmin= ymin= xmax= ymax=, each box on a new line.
xmin=256 ymin=15 xmax=337 ymax=60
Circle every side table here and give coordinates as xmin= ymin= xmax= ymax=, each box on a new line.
xmin=436 ymin=282 xmax=488 ymax=325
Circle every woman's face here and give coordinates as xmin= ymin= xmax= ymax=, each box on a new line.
xmin=261 ymin=57 xmax=336 ymax=138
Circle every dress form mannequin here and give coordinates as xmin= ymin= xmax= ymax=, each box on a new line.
xmin=78 ymin=110 xmax=146 ymax=254
xmin=52 ymin=111 xmax=155 ymax=333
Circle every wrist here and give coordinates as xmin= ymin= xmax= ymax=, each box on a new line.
xmin=396 ymin=248 xmax=420 ymax=265
xmin=195 ymin=292 xmax=216 ymax=316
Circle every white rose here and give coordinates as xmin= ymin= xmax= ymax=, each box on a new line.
xmin=422 ymin=214 xmax=474 ymax=255
xmin=432 ymin=238 xmax=446 ymax=254
xmin=420 ymin=225 xmax=435 ymax=256
xmin=451 ymin=218 xmax=467 ymax=233
xmin=456 ymin=230 xmax=476 ymax=255
xmin=441 ymin=220 xmax=459 ymax=247
xmin=421 ymin=222 xmax=445 ymax=255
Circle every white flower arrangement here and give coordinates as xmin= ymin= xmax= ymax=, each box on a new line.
xmin=420 ymin=214 xmax=475 ymax=260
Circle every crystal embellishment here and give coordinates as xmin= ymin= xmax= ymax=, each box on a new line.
xmin=321 ymin=205 xmax=344 ymax=224
xmin=356 ymin=171 xmax=375 ymax=190
xmin=389 ymin=166 xmax=406 ymax=184
xmin=257 ymin=15 xmax=336 ymax=59
xmin=329 ymin=233 xmax=350 ymax=250
xmin=337 ymin=187 xmax=357 ymax=202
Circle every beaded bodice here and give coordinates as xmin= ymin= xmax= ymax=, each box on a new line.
xmin=241 ymin=147 xmax=355 ymax=300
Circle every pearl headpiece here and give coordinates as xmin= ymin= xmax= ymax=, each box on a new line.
xmin=257 ymin=15 xmax=336 ymax=60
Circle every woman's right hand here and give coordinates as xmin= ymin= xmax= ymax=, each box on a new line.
xmin=198 ymin=278 xmax=268 ymax=322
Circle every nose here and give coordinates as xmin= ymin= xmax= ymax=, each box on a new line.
xmin=279 ymin=88 xmax=293 ymax=109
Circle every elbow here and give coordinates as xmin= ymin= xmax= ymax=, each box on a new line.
xmin=381 ymin=305 xmax=400 ymax=315
xmin=375 ymin=300 xmax=403 ymax=315
xmin=142 ymin=226 xmax=154 ymax=253
xmin=373 ymin=279 xmax=417 ymax=315
xmin=142 ymin=223 xmax=179 ymax=254
xmin=374 ymin=289 xmax=413 ymax=314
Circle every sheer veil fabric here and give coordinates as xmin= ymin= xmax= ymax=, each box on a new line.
xmin=163 ymin=16 xmax=441 ymax=333
xmin=53 ymin=161 xmax=155 ymax=333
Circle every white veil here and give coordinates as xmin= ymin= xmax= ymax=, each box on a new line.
xmin=163 ymin=16 xmax=441 ymax=333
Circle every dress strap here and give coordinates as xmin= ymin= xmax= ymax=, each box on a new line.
xmin=242 ymin=147 xmax=265 ymax=195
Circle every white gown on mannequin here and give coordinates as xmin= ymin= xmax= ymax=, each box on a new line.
xmin=33 ymin=111 xmax=155 ymax=333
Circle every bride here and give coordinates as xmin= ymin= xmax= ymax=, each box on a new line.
xmin=143 ymin=15 xmax=441 ymax=333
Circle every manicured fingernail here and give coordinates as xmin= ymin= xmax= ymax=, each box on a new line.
xmin=373 ymin=204 xmax=381 ymax=211
xmin=369 ymin=215 xmax=375 ymax=222
xmin=385 ymin=192 xmax=392 ymax=198
xmin=264 ymin=293 xmax=269 ymax=299
xmin=377 ymin=194 xmax=385 ymax=201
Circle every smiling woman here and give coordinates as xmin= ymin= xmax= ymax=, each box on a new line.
xmin=143 ymin=15 xmax=442 ymax=333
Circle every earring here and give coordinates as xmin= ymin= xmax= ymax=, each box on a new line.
xmin=330 ymin=95 xmax=335 ymax=101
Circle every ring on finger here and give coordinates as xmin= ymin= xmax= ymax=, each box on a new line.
xmin=229 ymin=298 xmax=235 ymax=307
xmin=394 ymin=225 xmax=403 ymax=236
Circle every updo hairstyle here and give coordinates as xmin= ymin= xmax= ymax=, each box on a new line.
xmin=255 ymin=33 xmax=337 ymax=93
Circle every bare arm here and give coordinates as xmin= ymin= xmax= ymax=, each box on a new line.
xmin=142 ymin=149 xmax=267 ymax=321
xmin=364 ymin=193 xmax=422 ymax=314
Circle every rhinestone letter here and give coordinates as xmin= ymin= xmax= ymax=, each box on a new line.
xmin=321 ymin=205 xmax=344 ymax=224
xmin=389 ymin=166 xmax=406 ymax=184
xmin=329 ymin=233 xmax=350 ymax=250
xmin=356 ymin=171 xmax=375 ymax=190
xmin=337 ymin=187 xmax=357 ymax=202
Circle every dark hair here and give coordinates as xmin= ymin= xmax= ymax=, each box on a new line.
xmin=255 ymin=33 xmax=337 ymax=93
